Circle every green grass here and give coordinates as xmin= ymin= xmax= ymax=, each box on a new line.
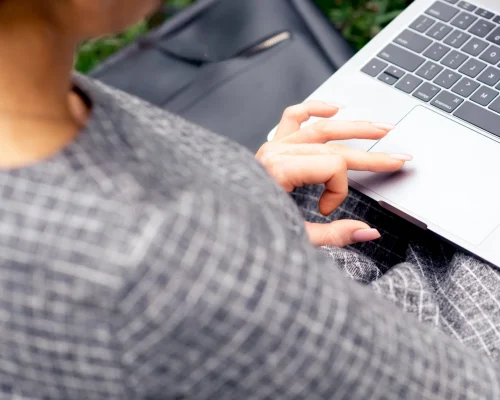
xmin=75 ymin=0 xmax=413 ymax=74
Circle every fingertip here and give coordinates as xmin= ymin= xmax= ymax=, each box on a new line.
xmin=368 ymin=152 xmax=407 ymax=173
xmin=387 ymin=158 xmax=406 ymax=170
xmin=357 ymin=121 xmax=392 ymax=140
xmin=382 ymin=156 xmax=411 ymax=172
xmin=318 ymin=195 xmax=330 ymax=216
xmin=352 ymin=228 xmax=381 ymax=243
xmin=371 ymin=122 xmax=396 ymax=131
xmin=319 ymin=203 xmax=333 ymax=216
xmin=325 ymin=102 xmax=346 ymax=110
xmin=389 ymin=153 xmax=413 ymax=162
xmin=318 ymin=194 xmax=343 ymax=216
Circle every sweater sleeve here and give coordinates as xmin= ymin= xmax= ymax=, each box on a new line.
xmin=114 ymin=189 xmax=500 ymax=399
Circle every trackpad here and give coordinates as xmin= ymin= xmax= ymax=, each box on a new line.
xmin=350 ymin=106 xmax=500 ymax=245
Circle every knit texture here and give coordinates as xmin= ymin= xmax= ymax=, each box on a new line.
xmin=0 ymin=74 xmax=497 ymax=399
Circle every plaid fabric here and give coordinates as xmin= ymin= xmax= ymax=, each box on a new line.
xmin=294 ymin=185 xmax=500 ymax=360
xmin=0 ymin=73 xmax=497 ymax=399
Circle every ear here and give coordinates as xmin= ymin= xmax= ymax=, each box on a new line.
xmin=68 ymin=90 xmax=90 ymax=128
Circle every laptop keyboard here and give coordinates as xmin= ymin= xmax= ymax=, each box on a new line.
xmin=361 ymin=0 xmax=500 ymax=137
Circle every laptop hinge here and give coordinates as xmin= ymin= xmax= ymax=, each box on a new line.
xmin=378 ymin=201 xmax=428 ymax=230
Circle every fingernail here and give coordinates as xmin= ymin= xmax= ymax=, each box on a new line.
xmin=326 ymin=102 xmax=346 ymax=109
xmin=389 ymin=153 xmax=413 ymax=161
xmin=352 ymin=229 xmax=381 ymax=243
xmin=371 ymin=122 xmax=396 ymax=131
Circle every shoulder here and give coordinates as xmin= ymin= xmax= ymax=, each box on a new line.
xmin=74 ymin=73 xmax=248 ymax=155
xmin=69 ymin=73 xmax=309 ymax=285
xmin=75 ymin=74 xmax=279 ymax=199
xmin=73 ymin=75 xmax=306 ymax=228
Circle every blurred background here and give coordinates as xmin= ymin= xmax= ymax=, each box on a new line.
xmin=76 ymin=0 xmax=413 ymax=74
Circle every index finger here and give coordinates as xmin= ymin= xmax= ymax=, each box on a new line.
xmin=266 ymin=143 xmax=410 ymax=172
xmin=274 ymin=100 xmax=343 ymax=140
xmin=281 ymin=120 xmax=396 ymax=144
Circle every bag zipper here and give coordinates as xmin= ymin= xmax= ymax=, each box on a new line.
xmin=240 ymin=31 xmax=292 ymax=57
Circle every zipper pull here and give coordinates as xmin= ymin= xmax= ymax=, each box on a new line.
xmin=239 ymin=31 xmax=292 ymax=57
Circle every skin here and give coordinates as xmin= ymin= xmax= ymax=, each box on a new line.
xmin=257 ymin=101 xmax=412 ymax=246
xmin=0 ymin=0 xmax=411 ymax=246
xmin=0 ymin=0 xmax=161 ymax=168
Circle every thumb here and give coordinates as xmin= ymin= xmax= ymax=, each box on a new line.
xmin=305 ymin=220 xmax=381 ymax=247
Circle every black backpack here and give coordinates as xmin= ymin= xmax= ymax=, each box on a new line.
xmin=91 ymin=0 xmax=354 ymax=152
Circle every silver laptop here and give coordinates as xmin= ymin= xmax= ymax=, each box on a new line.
xmin=269 ymin=0 xmax=500 ymax=266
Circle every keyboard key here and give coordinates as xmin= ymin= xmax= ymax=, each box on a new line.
xmin=413 ymin=82 xmax=441 ymax=101
xmin=440 ymin=50 xmax=468 ymax=69
xmin=476 ymin=9 xmax=495 ymax=20
xmin=454 ymin=101 xmax=500 ymax=137
xmin=443 ymin=0 xmax=458 ymax=3
xmin=452 ymin=77 xmax=480 ymax=97
xmin=494 ymin=16 xmax=500 ymax=24
xmin=378 ymin=44 xmax=425 ymax=72
xmin=451 ymin=12 xmax=477 ymax=29
xmin=410 ymin=16 xmax=436 ymax=33
xmin=489 ymin=97 xmax=500 ymax=114
xmin=477 ymin=66 xmax=500 ymax=86
xmin=462 ymin=37 xmax=489 ymax=56
xmin=394 ymin=30 xmax=433 ymax=53
xmin=416 ymin=61 xmax=444 ymax=80
xmin=395 ymin=74 xmax=423 ymax=93
xmin=423 ymin=42 xmax=451 ymax=61
xmin=361 ymin=58 xmax=388 ymax=77
xmin=434 ymin=69 xmax=461 ymax=88
xmin=426 ymin=1 xmax=460 ymax=22
xmin=486 ymin=27 xmax=500 ymax=46
xmin=431 ymin=90 xmax=464 ymax=112
xmin=458 ymin=1 xmax=476 ymax=12
xmin=426 ymin=22 xmax=453 ymax=40
xmin=459 ymin=58 xmax=487 ymax=77
xmin=385 ymin=66 xmax=405 ymax=79
xmin=444 ymin=30 xmax=471 ymax=48
xmin=470 ymin=85 xmax=499 ymax=105
xmin=479 ymin=45 xmax=500 ymax=64
xmin=378 ymin=73 xmax=398 ymax=85
xmin=469 ymin=19 xmax=496 ymax=38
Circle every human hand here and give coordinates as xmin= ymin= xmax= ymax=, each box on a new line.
xmin=256 ymin=101 xmax=412 ymax=247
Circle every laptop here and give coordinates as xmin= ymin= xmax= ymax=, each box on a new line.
xmin=268 ymin=0 xmax=500 ymax=266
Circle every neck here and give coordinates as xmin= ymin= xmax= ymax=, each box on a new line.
xmin=0 ymin=3 xmax=86 ymax=168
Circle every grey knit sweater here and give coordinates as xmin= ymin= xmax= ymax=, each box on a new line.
xmin=0 ymin=73 xmax=497 ymax=399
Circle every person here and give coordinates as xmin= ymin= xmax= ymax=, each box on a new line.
xmin=0 ymin=0 xmax=498 ymax=398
